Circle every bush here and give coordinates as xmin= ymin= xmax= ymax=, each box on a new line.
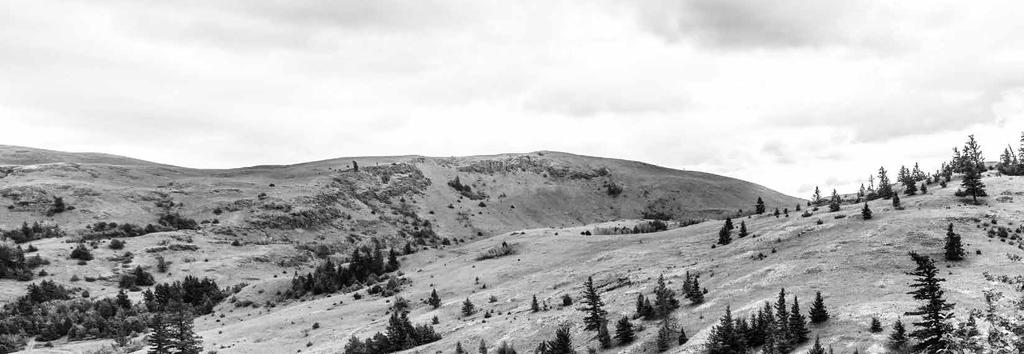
xmin=69 ymin=244 xmax=93 ymax=261
xmin=109 ymin=239 xmax=126 ymax=250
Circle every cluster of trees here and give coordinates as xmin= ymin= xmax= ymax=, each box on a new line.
xmin=718 ymin=218 xmax=734 ymax=245
xmin=996 ymin=133 xmax=1024 ymax=175
xmin=118 ymin=266 xmax=156 ymax=289
xmin=287 ymin=245 xmax=400 ymax=298
xmin=705 ymin=288 xmax=829 ymax=353
xmin=447 ymin=176 xmax=487 ymax=200
xmin=591 ymin=220 xmax=668 ymax=235
xmin=0 ymin=276 xmax=225 ymax=352
xmin=0 ymin=244 xmax=48 ymax=281
xmin=1 ymin=221 xmax=64 ymax=243
xmin=146 ymin=310 xmax=203 ymax=354
xmin=343 ymin=312 xmax=441 ymax=354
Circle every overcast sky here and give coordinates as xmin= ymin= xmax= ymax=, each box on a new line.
xmin=3 ymin=1 xmax=1024 ymax=197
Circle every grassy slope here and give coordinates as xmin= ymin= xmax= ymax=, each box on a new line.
xmin=179 ymin=175 xmax=1023 ymax=354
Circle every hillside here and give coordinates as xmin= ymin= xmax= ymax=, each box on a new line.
xmin=6 ymin=166 xmax=1022 ymax=354
xmin=0 ymin=146 xmax=802 ymax=248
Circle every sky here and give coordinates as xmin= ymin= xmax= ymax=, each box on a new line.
xmin=3 ymin=0 xmax=1024 ymax=198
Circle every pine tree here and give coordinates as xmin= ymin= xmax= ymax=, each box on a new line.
xmin=739 ymin=221 xmax=748 ymax=238
xmin=808 ymin=336 xmax=827 ymax=354
xmin=532 ymin=294 xmax=540 ymax=312
xmin=774 ymin=289 xmax=790 ymax=352
xmin=386 ymin=248 xmax=400 ymax=271
xmin=635 ymin=293 xmax=653 ymax=318
xmin=548 ymin=325 xmax=573 ymax=354
xmin=961 ymin=163 xmax=987 ymax=204
xmin=456 ymin=342 xmax=467 ymax=354
xmin=890 ymin=317 xmax=908 ymax=350
xmin=920 ymin=182 xmax=927 ymax=194
xmin=148 ymin=314 xmax=173 ymax=354
xmin=352 ymin=161 xmax=359 ymax=172
xmin=496 ymin=342 xmax=517 ymax=354
xmin=962 ymin=134 xmax=985 ymax=172
xmin=944 ymin=223 xmax=965 ymax=261
xmin=809 ymin=291 xmax=829 ymax=323
xmin=899 ymin=165 xmax=918 ymax=195
xmin=755 ymin=197 xmax=766 ymax=214
xmin=479 ymin=339 xmax=488 ymax=354
xmin=687 ymin=275 xmax=704 ymax=304
xmin=724 ymin=217 xmax=734 ymax=231
xmin=829 ymin=189 xmax=841 ymax=212
xmin=877 ymin=166 xmax=894 ymax=199
xmin=678 ymin=325 xmax=688 ymax=345
xmin=718 ymin=223 xmax=732 ymax=245
xmin=796 ymin=203 xmax=801 ymax=211
xmin=652 ymin=274 xmax=679 ymax=318
xmin=597 ymin=321 xmax=612 ymax=349
xmin=706 ymin=306 xmax=744 ymax=354
xmin=870 ymin=317 xmax=883 ymax=333
xmin=428 ymin=288 xmax=442 ymax=309
xmin=615 ymin=316 xmax=635 ymax=344
xmin=789 ymin=296 xmax=810 ymax=344
xmin=579 ymin=276 xmax=607 ymax=331
xmin=892 ymin=193 xmax=901 ymax=209
xmin=861 ymin=203 xmax=872 ymax=220
xmin=171 ymin=312 xmax=203 ymax=354
xmin=905 ymin=252 xmax=955 ymax=352
xmin=656 ymin=320 xmax=674 ymax=352
xmin=462 ymin=298 xmax=475 ymax=316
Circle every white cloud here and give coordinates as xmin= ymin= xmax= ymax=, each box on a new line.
xmin=2 ymin=0 xmax=1024 ymax=197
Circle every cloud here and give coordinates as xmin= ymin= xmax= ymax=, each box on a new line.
xmin=630 ymin=0 xmax=897 ymax=49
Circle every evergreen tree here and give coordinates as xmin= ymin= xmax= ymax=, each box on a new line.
xmin=614 ymin=317 xmax=634 ymax=344
xmin=808 ymin=336 xmax=827 ymax=354
xmin=809 ymin=291 xmax=829 ymax=323
xmin=496 ymin=341 xmax=517 ymax=354
xmin=905 ymin=252 xmax=955 ymax=353
xmin=892 ymin=193 xmax=901 ymax=209
xmin=755 ymin=197 xmax=766 ymax=214
xmin=386 ymin=248 xmax=400 ymax=272
xmin=456 ymin=342 xmax=467 ymax=354
xmin=962 ymin=134 xmax=985 ymax=172
xmin=861 ymin=203 xmax=872 ymax=220
xmin=687 ymin=276 xmax=704 ymax=304
xmin=579 ymin=276 xmax=607 ymax=331
xmin=597 ymin=321 xmax=612 ymax=349
xmin=813 ymin=186 xmax=822 ymax=205
xmin=352 ymin=161 xmax=359 ymax=172
xmin=829 ymin=189 xmax=841 ymax=212
xmin=652 ymin=274 xmax=679 ymax=318
xmin=944 ymin=223 xmax=965 ymax=261
xmin=678 ymin=325 xmax=687 ymax=345
xmin=428 ymin=288 xmax=442 ymax=309
xmin=774 ymin=208 xmax=780 ymax=217
xmin=738 ymin=221 xmax=748 ymax=238
xmin=548 ymin=325 xmax=574 ymax=354
xmin=479 ymin=339 xmax=488 ymax=354
xmin=920 ymin=182 xmax=927 ymax=194
xmin=899 ymin=165 xmax=918 ymax=195
xmin=718 ymin=223 xmax=732 ymax=245
xmin=148 ymin=314 xmax=173 ymax=354
xmin=171 ymin=313 xmax=203 ymax=354
xmin=774 ymin=289 xmax=790 ymax=352
xmin=532 ymin=294 xmax=540 ymax=312
xmin=724 ymin=217 xmax=734 ymax=231
xmin=656 ymin=320 xmax=674 ymax=352
xmin=635 ymin=293 xmax=653 ymax=318
xmin=788 ymin=297 xmax=810 ymax=344
xmin=890 ymin=318 xmax=908 ymax=350
xmin=796 ymin=204 xmax=801 ymax=211
xmin=706 ymin=306 xmax=744 ymax=354
xmin=961 ymin=163 xmax=987 ymax=204
xmin=462 ymin=298 xmax=475 ymax=316
xmin=870 ymin=317 xmax=883 ymax=333
xmin=877 ymin=167 xmax=894 ymax=199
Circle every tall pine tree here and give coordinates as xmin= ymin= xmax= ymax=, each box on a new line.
xmin=944 ymin=223 xmax=965 ymax=261
xmin=961 ymin=163 xmax=987 ymax=204
xmin=755 ymin=197 xmax=766 ymax=214
xmin=877 ymin=167 xmax=894 ymax=199
xmin=905 ymin=252 xmax=955 ymax=353
xmin=615 ymin=317 xmax=634 ymax=344
xmin=788 ymin=297 xmax=810 ymax=344
xmin=579 ymin=276 xmax=607 ymax=331
xmin=809 ymin=291 xmax=830 ymax=323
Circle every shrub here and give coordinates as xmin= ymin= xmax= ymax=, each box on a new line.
xmin=109 ymin=239 xmax=126 ymax=250
xmin=69 ymin=244 xmax=93 ymax=261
